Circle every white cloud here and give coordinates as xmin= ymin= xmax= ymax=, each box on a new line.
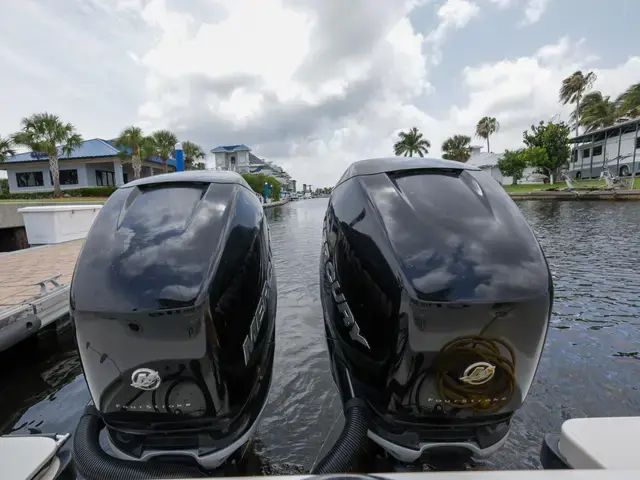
xmin=133 ymin=0 xmax=437 ymax=183
xmin=488 ymin=0 xmax=516 ymax=7
xmin=425 ymin=0 xmax=480 ymax=65
xmin=520 ymin=0 xmax=552 ymax=25
xmin=449 ymin=37 xmax=640 ymax=153
xmin=485 ymin=0 xmax=553 ymax=26
xmin=1 ymin=0 xmax=638 ymax=189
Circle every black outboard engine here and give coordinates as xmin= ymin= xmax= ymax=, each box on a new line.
xmin=70 ymin=171 xmax=276 ymax=479
xmin=317 ymin=157 xmax=552 ymax=470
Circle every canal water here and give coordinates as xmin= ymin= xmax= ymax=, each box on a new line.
xmin=1 ymin=199 xmax=639 ymax=473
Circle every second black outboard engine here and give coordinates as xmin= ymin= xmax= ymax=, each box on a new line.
xmin=316 ymin=157 xmax=552 ymax=472
xmin=70 ymin=171 xmax=276 ymax=479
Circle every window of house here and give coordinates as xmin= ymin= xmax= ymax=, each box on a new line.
xmin=16 ymin=171 xmax=44 ymax=187
xmin=636 ymin=137 xmax=640 ymax=149
xmin=96 ymin=170 xmax=115 ymax=186
xmin=50 ymin=169 xmax=78 ymax=185
xmin=230 ymin=156 xmax=236 ymax=164
xmin=582 ymin=148 xmax=591 ymax=158
xmin=571 ymin=150 xmax=578 ymax=163
xmin=593 ymin=146 xmax=603 ymax=156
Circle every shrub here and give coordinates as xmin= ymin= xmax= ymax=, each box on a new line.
xmin=0 ymin=186 xmax=117 ymax=200
xmin=241 ymin=173 xmax=282 ymax=200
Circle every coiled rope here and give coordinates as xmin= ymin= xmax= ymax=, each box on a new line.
xmin=433 ymin=318 xmax=516 ymax=413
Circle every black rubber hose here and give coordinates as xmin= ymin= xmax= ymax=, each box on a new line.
xmin=311 ymin=398 xmax=370 ymax=475
xmin=73 ymin=405 xmax=207 ymax=479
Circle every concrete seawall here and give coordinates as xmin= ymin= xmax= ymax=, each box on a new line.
xmin=263 ymin=198 xmax=290 ymax=208
xmin=509 ymin=189 xmax=640 ymax=201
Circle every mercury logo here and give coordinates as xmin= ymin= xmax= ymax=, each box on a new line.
xmin=131 ymin=368 xmax=161 ymax=391
xmin=322 ymin=231 xmax=370 ymax=349
xmin=459 ymin=362 xmax=496 ymax=386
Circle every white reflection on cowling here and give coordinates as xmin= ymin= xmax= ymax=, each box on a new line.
xmin=366 ymin=170 xmax=549 ymax=302
xmin=73 ymin=183 xmax=240 ymax=312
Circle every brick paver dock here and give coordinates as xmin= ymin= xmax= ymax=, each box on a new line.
xmin=0 ymin=240 xmax=83 ymax=309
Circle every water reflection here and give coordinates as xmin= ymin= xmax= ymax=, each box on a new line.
xmin=1 ymin=199 xmax=639 ymax=473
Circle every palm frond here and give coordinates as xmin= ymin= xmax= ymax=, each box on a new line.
xmin=0 ymin=136 xmax=16 ymax=162
xmin=616 ymin=83 xmax=640 ymax=118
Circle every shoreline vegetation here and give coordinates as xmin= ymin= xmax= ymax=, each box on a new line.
xmin=1 ymin=179 xmax=639 ymax=204
xmin=392 ymin=75 xmax=640 ymax=186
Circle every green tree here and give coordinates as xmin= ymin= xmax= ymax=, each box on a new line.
xmin=559 ymin=70 xmax=597 ymax=136
xmin=0 ymin=135 xmax=15 ymax=162
xmin=12 ymin=113 xmax=83 ymax=197
xmin=497 ymin=149 xmax=529 ymax=185
xmin=150 ymin=130 xmax=178 ymax=173
xmin=523 ymin=121 xmax=571 ymax=183
xmin=441 ymin=135 xmax=472 ymax=162
xmin=393 ymin=127 xmax=430 ymax=157
xmin=241 ymin=173 xmax=281 ymax=200
xmin=182 ymin=141 xmax=206 ymax=170
xmin=475 ymin=116 xmax=500 ymax=153
xmin=616 ymin=82 xmax=640 ymax=118
xmin=115 ymin=126 xmax=145 ymax=180
xmin=578 ymin=91 xmax=619 ymax=132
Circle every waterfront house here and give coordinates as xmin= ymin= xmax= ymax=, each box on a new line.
xmin=213 ymin=144 xmax=296 ymax=192
xmin=0 ymin=139 xmax=175 ymax=194
xmin=212 ymin=145 xmax=253 ymax=172
xmin=467 ymin=146 xmax=544 ymax=185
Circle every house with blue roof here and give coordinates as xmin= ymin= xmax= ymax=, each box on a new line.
xmin=0 ymin=138 xmax=175 ymax=194
xmin=212 ymin=144 xmax=299 ymax=192
xmin=211 ymin=144 xmax=258 ymax=173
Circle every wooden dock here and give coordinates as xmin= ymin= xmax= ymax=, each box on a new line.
xmin=0 ymin=240 xmax=82 ymax=310
xmin=0 ymin=240 xmax=83 ymax=352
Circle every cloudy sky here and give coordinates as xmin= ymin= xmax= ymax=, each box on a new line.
xmin=0 ymin=0 xmax=638 ymax=187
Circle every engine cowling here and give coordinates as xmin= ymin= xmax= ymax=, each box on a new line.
xmin=320 ymin=157 xmax=552 ymax=461
xmin=71 ymin=171 xmax=276 ymax=469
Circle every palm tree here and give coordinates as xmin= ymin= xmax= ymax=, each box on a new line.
xmin=441 ymin=135 xmax=472 ymax=162
xmin=579 ymin=91 xmax=619 ymax=132
xmin=0 ymin=136 xmax=15 ymax=162
xmin=139 ymin=136 xmax=156 ymax=163
xmin=559 ymin=70 xmax=597 ymax=135
xmin=393 ymin=127 xmax=430 ymax=157
xmin=475 ymin=116 xmax=500 ymax=153
xmin=12 ymin=113 xmax=83 ymax=197
xmin=616 ymin=82 xmax=640 ymax=119
xmin=115 ymin=126 xmax=145 ymax=180
xmin=182 ymin=141 xmax=206 ymax=170
xmin=151 ymin=130 xmax=178 ymax=173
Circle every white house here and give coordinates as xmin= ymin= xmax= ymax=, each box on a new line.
xmin=213 ymin=144 xmax=296 ymax=191
xmin=0 ymin=138 xmax=175 ymax=194
xmin=467 ymin=146 xmax=544 ymax=185
xmin=212 ymin=145 xmax=252 ymax=172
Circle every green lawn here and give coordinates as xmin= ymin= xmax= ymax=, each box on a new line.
xmin=503 ymin=179 xmax=607 ymax=194
xmin=0 ymin=197 xmax=107 ymax=203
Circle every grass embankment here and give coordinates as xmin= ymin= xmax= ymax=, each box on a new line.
xmin=0 ymin=197 xmax=107 ymax=203
xmin=503 ymin=179 xmax=608 ymax=194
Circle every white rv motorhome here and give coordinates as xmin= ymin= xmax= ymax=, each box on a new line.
xmin=567 ymin=118 xmax=640 ymax=180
